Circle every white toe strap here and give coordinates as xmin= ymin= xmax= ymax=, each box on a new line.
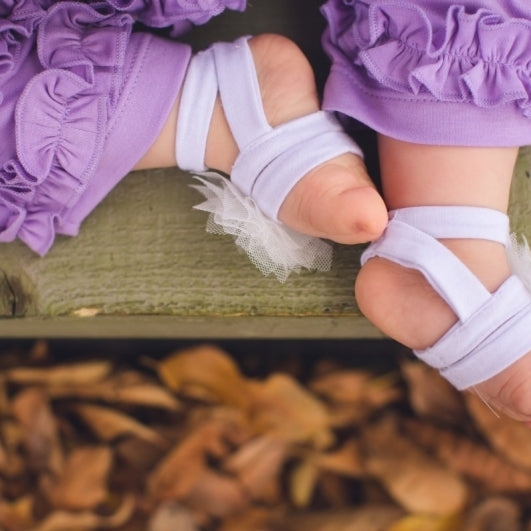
xmin=176 ymin=36 xmax=362 ymax=221
xmin=361 ymin=206 xmax=531 ymax=390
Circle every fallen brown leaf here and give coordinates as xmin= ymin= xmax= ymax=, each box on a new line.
xmin=282 ymin=505 xmax=405 ymax=531
xmin=290 ymin=458 xmax=320 ymax=508
xmin=184 ymin=467 xmax=249 ymax=519
xmin=248 ymin=373 xmax=334 ymax=449
xmin=44 ymin=446 xmax=113 ymax=511
xmin=362 ymin=416 xmax=469 ymax=515
xmin=308 ymin=439 xmax=364 ymax=478
xmin=72 ymin=403 xmax=167 ymax=448
xmin=0 ymin=426 xmax=25 ymax=478
xmin=387 ymin=513 xmax=463 ymax=531
xmin=217 ymin=508 xmax=282 ymax=531
xmin=464 ymin=497 xmax=522 ymax=531
xmin=32 ymin=494 xmax=135 ymax=531
xmin=224 ymin=435 xmax=290 ymax=503
xmin=147 ymin=502 xmax=199 ymax=531
xmin=0 ymin=496 xmax=34 ymax=531
xmin=155 ymin=345 xmax=251 ymax=410
xmin=11 ymin=388 xmax=64 ymax=475
xmin=401 ymin=361 xmax=467 ymax=426
xmin=47 ymin=372 xmax=181 ymax=411
xmin=403 ymin=418 xmax=531 ymax=493
xmin=4 ymin=361 xmax=112 ymax=387
xmin=310 ymin=369 xmax=401 ymax=408
xmin=147 ymin=419 xmax=234 ymax=503
xmin=466 ymin=393 xmax=531 ymax=470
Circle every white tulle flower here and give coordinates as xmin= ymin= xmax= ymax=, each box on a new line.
xmin=191 ymin=172 xmax=333 ymax=283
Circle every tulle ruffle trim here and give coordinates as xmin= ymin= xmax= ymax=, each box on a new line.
xmin=0 ymin=1 xmax=131 ymax=255
xmin=323 ymin=0 xmax=531 ymax=114
xmin=192 ymin=173 xmax=333 ymax=283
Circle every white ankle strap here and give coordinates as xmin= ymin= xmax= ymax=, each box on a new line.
xmin=362 ymin=205 xmax=531 ymax=390
xmin=362 ymin=206 xmax=510 ymax=321
xmin=176 ymin=46 xmax=217 ymax=172
xmin=176 ymin=36 xmax=363 ymax=221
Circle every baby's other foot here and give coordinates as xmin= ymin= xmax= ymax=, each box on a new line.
xmin=248 ymin=34 xmax=387 ymax=243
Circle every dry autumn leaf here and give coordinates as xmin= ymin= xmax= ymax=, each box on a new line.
xmin=248 ymin=373 xmax=334 ymax=449
xmin=290 ymin=458 xmax=320 ymax=508
xmin=224 ymin=435 xmax=289 ymax=503
xmin=362 ymin=416 xmax=468 ymax=515
xmin=183 ymin=467 xmax=249 ymax=519
xmin=0 ymin=424 xmax=25 ymax=478
xmin=217 ymin=508 xmax=281 ymax=531
xmin=387 ymin=513 xmax=463 ymax=531
xmin=147 ymin=419 xmax=234 ymax=503
xmin=72 ymin=403 xmax=168 ymax=447
xmin=10 ymin=387 xmax=64 ymax=475
xmin=147 ymin=502 xmax=199 ymax=531
xmin=401 ymin=361 xmax=467 ymax=426
xmin=403 ymin=418 xmax=531 ymax=493
xmin=309 ymin=370 xmax=374 ymax=403
xmin=44 ymin=446 xmax=113 ymax=511
xmin=307 ymin=439 xmax=364 ymax=478
xmin=4 ymin=360 xmax=112 ymax=386
xmin=310 ymin=369 xmax=401 ymax=408
xmin=32 ymin=494 xmax=135 ymax=531
xmin=466 ymin=393 xmax=531 ymax=470
xmin=464 ymin=497 xmax=522 ymax=531
xmin=155 ymin=344 xmax=251 ymax=410
xmin=0 ymin=496 xmax=34 ymax=531
xmin=48 ymin=378 xmax=181 ymax=410
xmin=282 ymin=505 xmax=405 ymax=531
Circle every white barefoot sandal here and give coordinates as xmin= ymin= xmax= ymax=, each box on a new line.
xmin=361 ymin=206 xmax=531 ymax=390
xmin=175 ymin=36 xmax=364 ymax=282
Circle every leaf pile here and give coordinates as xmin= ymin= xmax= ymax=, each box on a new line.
xmin=1 ymin=341 xmax=531 ymax=530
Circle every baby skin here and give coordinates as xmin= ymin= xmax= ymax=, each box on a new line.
xmin=134 ymin=34 xmax=388 ymax=244
xmin=355 ymin=137 xmax=531 ymax=422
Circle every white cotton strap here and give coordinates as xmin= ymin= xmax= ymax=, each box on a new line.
xmin=419 ymin=275 xmax=531 ymax=389
xmin=234 ymin=111 xmax=361 ymax=219
xmin=390 ymin=206 xmax=510 ymax=244
xmin=362 ymin=205 xmax=531 ymax=390
xmin=212 ymin=37 xmax=362 ymax=220
xmin=175 ymin=47 xmax=218 ymax=172
xmin=212 ymin=36 xmax=271 ymax=149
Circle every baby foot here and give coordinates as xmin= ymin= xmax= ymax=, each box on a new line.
xmin=137 ymin=34 xmax=387 ymax=244
xmin=356 ymin=238 xmax=531 ymax=423
xmin=246 ymin=35 xmax=387 ymax=244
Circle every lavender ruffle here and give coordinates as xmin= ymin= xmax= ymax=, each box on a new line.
xmin=106 ymin=0 xmax=246 ymax=35
xmin=0 ymin=0 xmax=245 ymax=254
xmin=321 ymin=0 xmax=531 ymax=146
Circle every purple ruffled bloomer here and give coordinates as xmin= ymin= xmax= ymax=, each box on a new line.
xmin=321 ymin=0 xmax=531 ymax=147
xmin=0 ymin=0 xmax=245 ymax=255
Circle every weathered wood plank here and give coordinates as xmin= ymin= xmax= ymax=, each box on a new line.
xmin=0 ymin=315 xmax=384 ymax=339
xmin=0 ymin=168 xmax=365 ymax=317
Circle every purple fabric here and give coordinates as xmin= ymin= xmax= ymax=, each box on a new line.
xmin=321 ymin=0 xmax=531 ymax=147
xmin=0 ymin=0 xmax=245 ymax=255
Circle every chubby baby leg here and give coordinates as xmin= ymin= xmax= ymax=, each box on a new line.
xmin=135 ymin=34 xmax=387 ymax=245
xmin=355 ymin=137 xmax=531 ymax=422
